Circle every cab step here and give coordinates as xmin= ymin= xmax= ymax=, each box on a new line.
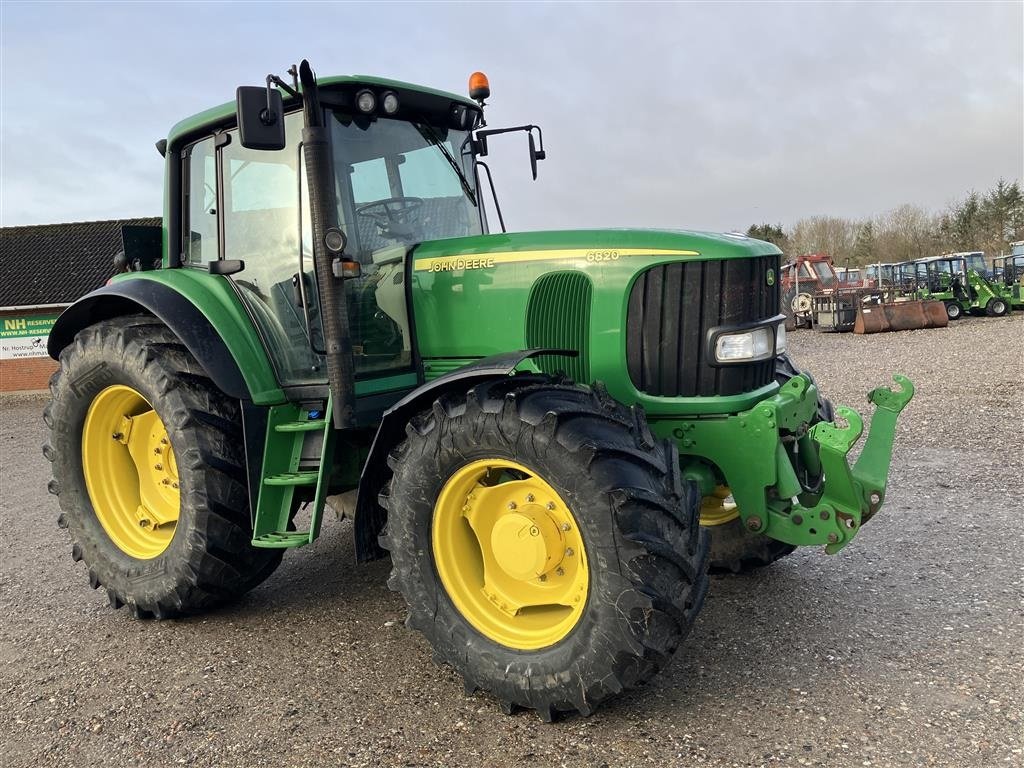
xmin=263 ymin=471 xmax=319 ymax=486
xmin=251 ymin=531 xmax=313 ymax=548
xmin=250 ymin=396 xmax=334 ymax=550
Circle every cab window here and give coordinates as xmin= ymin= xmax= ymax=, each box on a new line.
xmin=183 ymin=137 xmax=218 ymax=265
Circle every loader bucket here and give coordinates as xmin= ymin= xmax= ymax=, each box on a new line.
xmin=854 ymin=300 xmax=948 ymax=334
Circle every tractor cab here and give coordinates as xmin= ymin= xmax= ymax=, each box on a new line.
xmin=780 ymin=253 xmax=840 ymax=328
xmin=864 ymin=262 xmax=896 ymax=287
xmin=952 ymin=251 xmax=990 ymax=279
xmin=178 ymin=78 xmax=491 ymax=390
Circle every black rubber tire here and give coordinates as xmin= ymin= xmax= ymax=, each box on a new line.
xmin=986 ymin=298 xmax=1008 ymax=317
xmin=380 ymin=375 xmax=709 ymax=720
xmin=706 ymin=353 xmax=835 ymax=575
xmin=43 ymin=315 xmax=283 ymax=618
xmin=945 ymin=301 xmax=962 ymax=320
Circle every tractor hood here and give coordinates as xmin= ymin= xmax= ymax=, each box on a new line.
xmin=411 ymin=228 xmax=781 ymax=272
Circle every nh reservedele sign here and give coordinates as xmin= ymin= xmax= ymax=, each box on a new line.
xmin=1 ymin=315 xmax=59 ymax=360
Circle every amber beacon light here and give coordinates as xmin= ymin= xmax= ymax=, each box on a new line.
xmin=468 ymin=71 xmax=490 ymax=105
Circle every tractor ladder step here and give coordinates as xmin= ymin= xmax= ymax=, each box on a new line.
xmin=250 ymin=396 xmax=335 ymax=550
xmin=251 ymin=531 xmax=313 ymax=548
xmin=274 ymin=420 xmax=326 ymax=433
xmin=263 ymin=471 xmax=319 ymax=486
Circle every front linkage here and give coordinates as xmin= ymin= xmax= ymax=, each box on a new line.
xmin=657 ymin=373 xmax=914 ymax=554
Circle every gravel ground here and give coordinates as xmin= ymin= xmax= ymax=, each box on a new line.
xmin=1 ymin=316 xmax=1021 ymax=768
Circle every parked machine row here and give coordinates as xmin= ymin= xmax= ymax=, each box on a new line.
xmin=782 ymin=249 xmax=1022 ymax=333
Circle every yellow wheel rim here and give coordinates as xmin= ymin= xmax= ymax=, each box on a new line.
xmin=432 ymin=459 xmax=588 ymax=650
xmin=82 ymin=385 xmax=180 ymax=559
xmin=700 ymin=485 xmax=740 ymax=527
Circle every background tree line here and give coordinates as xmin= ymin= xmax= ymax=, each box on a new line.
xmin=747 ymin=179 xmax=1024 ymax=267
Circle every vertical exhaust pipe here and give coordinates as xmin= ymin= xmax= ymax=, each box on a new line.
xmin=298 ymin=60 xmax=356 ymax=428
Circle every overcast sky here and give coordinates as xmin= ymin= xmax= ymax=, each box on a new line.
xmin=2 ymin=1 xmax=1021 ymax=233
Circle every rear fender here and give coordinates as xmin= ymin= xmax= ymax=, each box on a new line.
xmin=48 ymin=273 xmax=284 ymax=404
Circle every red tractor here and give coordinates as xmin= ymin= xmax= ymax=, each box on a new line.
xmin=781 ymin=253 xmax=840 ymax=328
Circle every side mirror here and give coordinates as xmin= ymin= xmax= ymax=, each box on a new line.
xmin=236 ymin=86 xmax=285 ymax=150
xmin=528 ymin=130 xmax=546 ymax=181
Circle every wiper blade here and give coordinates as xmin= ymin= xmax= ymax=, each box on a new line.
xmin=414 ymin=121 xmax=477 ymax=206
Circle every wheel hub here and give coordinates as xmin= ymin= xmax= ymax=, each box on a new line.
xmin=432 ymin=459 xmax=588 ymax=650
xmin=490 ymin=509 xmax=564 ymax=580
xmin=82 ymin=385 xmax=180 ymax=559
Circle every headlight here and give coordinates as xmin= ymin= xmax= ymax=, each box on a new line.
xmin=775 ymin=322 xmax=787 ymax=353
xmin=355 ymin=89 xmax=376 ymax=114
xmin=381 ymin=91 xmax=400 ymax=115
xmin=714 ymin=327 xmax=774 ymax=362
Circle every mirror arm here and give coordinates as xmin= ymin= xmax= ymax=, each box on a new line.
xmin=475 ymin=161 xmax=506 ymax=234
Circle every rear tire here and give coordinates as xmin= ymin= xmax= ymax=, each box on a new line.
xmin=380 ymin=375 xmax=709 ymax=720
xmin=43 ymin=316 xmax=282 ymax=618
xmin=706 ymin=353 xmax=834 ymax=574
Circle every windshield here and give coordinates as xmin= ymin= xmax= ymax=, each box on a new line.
xmin=330 ymin=112 xmax=483 ymax=263
xmin=812 ymin=261 xmax=837 ymax=286
xmin=965 ymin=254 xmax=986 ymax=272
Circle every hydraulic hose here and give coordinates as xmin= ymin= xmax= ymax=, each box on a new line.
xmin=299 ymin=60 xmax=355 ymax=429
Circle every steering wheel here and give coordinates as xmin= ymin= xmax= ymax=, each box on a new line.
xmin=356 ymin=197 xmax=424 ymax=238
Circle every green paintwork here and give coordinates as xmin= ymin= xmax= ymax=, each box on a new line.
xmin=411 ymin=229 xmax=781 ymax=415
xmin=109 ymin=270 xmax=285 ymax=405
xmin=650 ymin=373 xmax=914 ymax=550
xmin=251 ymin=395 xmax=335 ymax=549
xmin=106 ymin=270 xmax=418 ymax=401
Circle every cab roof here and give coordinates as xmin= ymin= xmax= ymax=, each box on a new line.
xmin=166 ymin=74 xmax=478 ymax=150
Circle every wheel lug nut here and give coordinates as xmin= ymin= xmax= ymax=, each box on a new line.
xmin=160 ymin=437 xmax=168 ymax=445
xmin=561 ymin=522 xmax=570 ymax=532
xmin=525 ymin=493 xmax=535 ymax=503
xmin=111 ymin=432 xmax=123 ymax=441
xmin=538 ymin=574 xmax=547 ymax=582
xmin=507 ymin=502 xmax=517 ymax=510
xmin=172 ymin=482 xmax=179 ymax=489
xmin=162 ymin=479 xmax=170 ymax=485
xmin=555 ymin=567 xmax=565 ymax=576
xmin=154 ymin=464 xmax=163 ymax=471
xmin=546 ymin=501 xmax=556 ymax=511
xmin=154 ymin=447 xmax=162 ymax=455
xmin=565 ymin=548 xmax=574 ymax=557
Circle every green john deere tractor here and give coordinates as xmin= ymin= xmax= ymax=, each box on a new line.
xmin=43 ymin=61 xmax=914 ymax=720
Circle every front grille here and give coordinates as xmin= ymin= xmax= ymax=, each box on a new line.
xmin=626 ymin=256 xmax=780 ymax=397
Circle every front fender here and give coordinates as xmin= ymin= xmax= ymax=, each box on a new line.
xmin=48 ymin=271 xmax=285 ymax=404
xmin=353 ymin=349 xmax=575 ymax=562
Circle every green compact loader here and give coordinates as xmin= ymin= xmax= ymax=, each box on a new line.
xmin=915 ymin=255 xmax=1008 ymax=319
xmin=992 ymin=254 xmax=1024 ymax=311
xmin=44 ymin=61 xmax=914 ymax=719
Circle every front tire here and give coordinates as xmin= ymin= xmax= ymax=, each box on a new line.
xmin=945 ymin=301 xmax=962 ymax=320
xmin=986 ymin=298 xmax=1008 ymax=317
xmin=380 ymin=375 xmax=709 ymax=720
xmin=43 ymin=316 xmax=282 ymax=618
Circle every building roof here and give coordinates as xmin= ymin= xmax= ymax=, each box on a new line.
xmin=0 ymin=218 xmax=161 ymax=308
